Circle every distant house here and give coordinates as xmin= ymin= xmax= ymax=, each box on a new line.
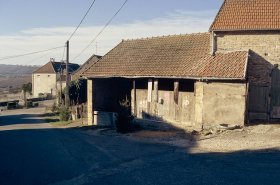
xmin=32 ymin=58 xmax=80 ymax=97
xmin=71 ymin=54 xmax=102 ymax=81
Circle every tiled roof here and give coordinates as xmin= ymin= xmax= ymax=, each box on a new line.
xmin=210 ymin=0 xmax=280 ymax=31
xmin=82 ymin=33 xmax=248 ymax=79
xmin=190 ymin=51 xmax=248 ymax=78
xmin=71 ymin=54 xmax=102 ymax=77
xmin=33 ymin=61 xmax=80 ymax=74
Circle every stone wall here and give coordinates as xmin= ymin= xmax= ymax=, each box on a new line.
xmin=215 ymin=31 xmax=280 ymax=86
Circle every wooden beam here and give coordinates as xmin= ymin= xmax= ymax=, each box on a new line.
xmin=153 ymin=79 xmax=158 ymax=102
xmin=148 ymin=79 xmax=152 ymax=102
xmin=87 ymin=79 xmax=94 ymax=125
xmin=174 ymin=80 xmax=179 ymax=104
xmin=133 ymin=80 xmax=137 ymax=117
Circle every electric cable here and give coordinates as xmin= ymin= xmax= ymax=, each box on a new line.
xmin=68 ymin=0 xmax=96 ymax=41
xmin=24 ymin=46 xmax=64 ymax=65
xmin=0 ymin=46 xmax=64 ymax=61
xmin=71 ymin=0 xmax=128 ymax=62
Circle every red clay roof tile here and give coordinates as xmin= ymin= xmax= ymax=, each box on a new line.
xmin=82 ymin=33 xmax=248 ymax=79
xmin=210 ymin=0 xmax=280 ymax=31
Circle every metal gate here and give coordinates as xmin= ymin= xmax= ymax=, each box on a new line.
xmin=248 ymin=85 xmax=268 ymax=119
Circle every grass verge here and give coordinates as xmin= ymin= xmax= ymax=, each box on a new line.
xmin=44 ymin=112 xmax=73 ymax=126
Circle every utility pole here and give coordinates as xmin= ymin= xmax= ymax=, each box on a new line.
xmin=65 ymin=40 xmax=69 ymax=107
xmin=60 ymin=67 xmax=62 ymax=105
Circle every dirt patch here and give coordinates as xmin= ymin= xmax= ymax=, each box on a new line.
xmin=131 ymin=130 xmax=179 ymax=137
xmin=96 ymin=124 xmax=280 ymax=153
xmin=191 ymin=124 xmax=280 ymax=153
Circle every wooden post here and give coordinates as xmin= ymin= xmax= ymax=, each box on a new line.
xmin=153 ymin=79 xmax=158 ymax=102
xmin=87 ymin=79 xmax=93 ymax=125
xmin=60 ymin=68 xmax=62 ymax=104
xmin=174 ymin=80 xmax=179 ymax=104
xmin=65 ymin=40 xmax=69 ymax=107
xmin=133 ymin=80 xmax=137 ymax=117
xmin=148 ymin=79 xmax=152 ymax=102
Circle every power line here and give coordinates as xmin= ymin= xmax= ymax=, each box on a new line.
xmin=68 ymin=0 xmax=96 ymax=41
xmin=0 ymin=46 xmax=64 ymax=61
xmin=71 ymin=0 xmax=128 ymax=62
xmin=24 ymin=47 xmax=64 ymax=65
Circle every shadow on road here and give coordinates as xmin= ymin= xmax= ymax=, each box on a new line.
xmin=0 ymin=112 xmax=280 ymax=185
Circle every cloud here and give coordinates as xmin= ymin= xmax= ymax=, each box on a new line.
xmin=0 ymin=10 xmax=216 ymax=65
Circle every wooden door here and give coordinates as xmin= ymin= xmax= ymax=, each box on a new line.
xmin=270 ymin=67 xmax=280 ymax=118
xmin=248 ymin=85 xmax=268 ymax=119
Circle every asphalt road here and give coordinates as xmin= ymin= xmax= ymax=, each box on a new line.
xmin=0 ymin=102 xmax=280 ymax=185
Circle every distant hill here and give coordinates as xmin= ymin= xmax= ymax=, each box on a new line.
xmin=0 ymin=76 xmax=32 ymax=88
xmin=0 ymin=64 xmax=41 ymax=77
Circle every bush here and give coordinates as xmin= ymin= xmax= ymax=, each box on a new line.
xmin=51 ymin=102 xmax=59 ymax=113
xmin=26 ymin=101 xmax=32 ymax=108
xmin=38 ymin=93 xmax=44 ymax=97
xmin=115 ymin=99 xmax=134 ymax=133
xmin=59 ymin=107 xmax=70 ymax=121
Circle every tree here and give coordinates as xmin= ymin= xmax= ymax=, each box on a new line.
xmin=69 ymin=79 xmax=87 ymax=104
xmin=21 ymin=82 xmax=32 ymax=94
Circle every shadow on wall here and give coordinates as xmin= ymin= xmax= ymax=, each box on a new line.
xmin=247 ymin=51 xmax=280 ymax=121
xmin=137 ymin=111 xmax=189 ymax=132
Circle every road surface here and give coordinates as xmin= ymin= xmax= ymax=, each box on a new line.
xmin=0 ymin=101 xmax=280 ymax=185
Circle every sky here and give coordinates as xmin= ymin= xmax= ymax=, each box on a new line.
xmin=0 ymin=0 xmax=224 ymax=66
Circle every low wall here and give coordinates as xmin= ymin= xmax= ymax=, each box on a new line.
xmin=93 ymin=111 xmax=116 ymax=126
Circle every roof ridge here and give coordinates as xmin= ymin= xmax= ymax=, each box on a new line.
xmin=50 ymin=62 xmax=57 ymax=73
xmin=122 ymin=32 xmax=210 ymax=42
xmin=216 ymin=49 xmax=249 ymax=54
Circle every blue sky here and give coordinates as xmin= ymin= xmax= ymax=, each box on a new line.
xmin=0 ymin=0 xmax=224 ymax=65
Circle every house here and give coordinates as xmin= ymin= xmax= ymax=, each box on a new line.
xmin=71 ymin=54 xmax=102 ymax=81
xmin=32 ymin=58 xmax=80 ymax=98
xmin=209 ymin=0 xmax=280 ymax=119
xmin=81 ymin=0 xmax=280 ymax=129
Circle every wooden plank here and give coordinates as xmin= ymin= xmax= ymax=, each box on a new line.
xmin=248 ymin=85 xmax=268 ymax=113
xmin=249 ymin=112 xmax=267 ymax=120
xmin=271 ymin=67 xmax=280 ymax=118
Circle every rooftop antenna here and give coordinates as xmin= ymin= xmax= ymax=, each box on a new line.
xmin=93 ymin=42 xmax=98 ymax=55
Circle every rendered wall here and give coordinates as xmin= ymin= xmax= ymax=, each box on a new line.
xmin=33 ymin=73 xmax=57 ymax=97
xmin=201 ymin=82 xmax=247 ymax=126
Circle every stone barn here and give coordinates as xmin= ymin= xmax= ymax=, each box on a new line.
xmin=209 ymin=0 xmax=280 ymax=120
xmin=82 ymin=33 xmax=248 ymax=129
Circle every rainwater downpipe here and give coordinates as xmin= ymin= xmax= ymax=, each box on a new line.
xmin=212 ymin=31 xmax=215 ymax=56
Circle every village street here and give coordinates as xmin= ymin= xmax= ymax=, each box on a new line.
xmin=0 ymin=101 xmax=280 ymax=185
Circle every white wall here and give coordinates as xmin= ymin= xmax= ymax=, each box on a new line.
xmin=33 ymin=73 xmax=57 ymax=97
